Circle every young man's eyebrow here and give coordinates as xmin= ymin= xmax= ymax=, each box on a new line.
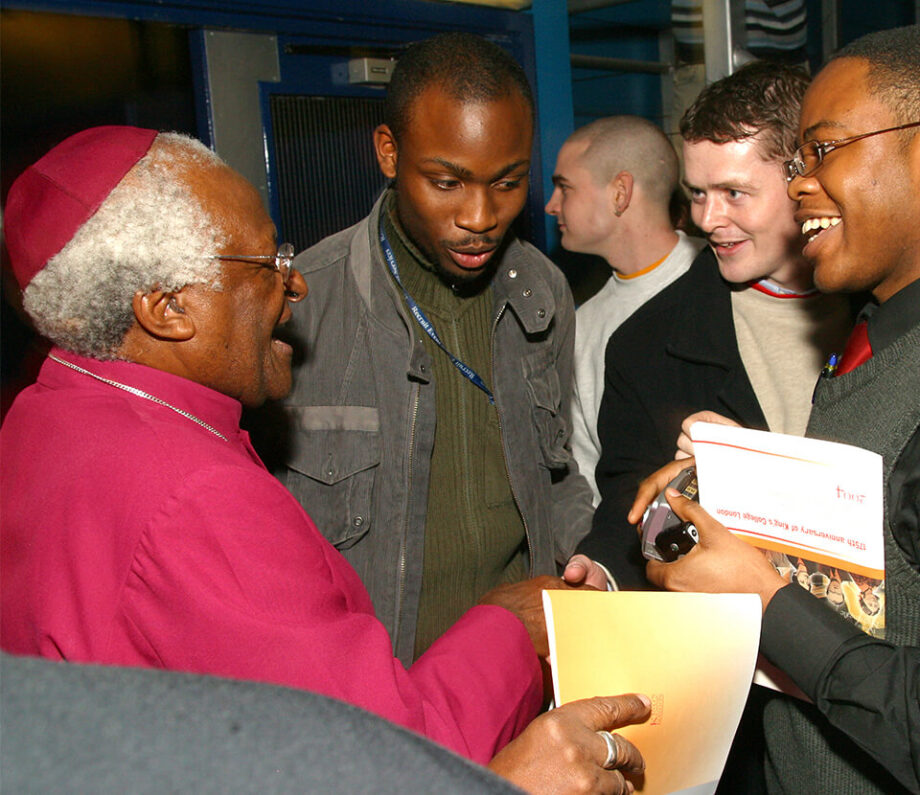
xmin=714 ymin=180 xmax=757 ymax=191
xmin=424 ymin=157 xmax=530 ymax=183
xmin=425 ymin=157 xmax=472 ymax=179
xmin=801 ymin=119 xmax=847 ymax=142
xmin=681 ymin=178 xmax=757 ymax=192
xmin=491 ymin=160 xmax=530 ymax=180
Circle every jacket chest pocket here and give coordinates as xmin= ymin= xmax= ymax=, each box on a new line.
xmin=284 ymin=407 xmax=380 ymax=549
xmin=522 ymin=349 xmax=569 ymax=469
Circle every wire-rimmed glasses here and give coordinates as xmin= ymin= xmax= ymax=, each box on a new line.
xmin=784 ymin=120 xmax=920 ymax=182
xmin=211 ymin=243 xmax=295 ymax=284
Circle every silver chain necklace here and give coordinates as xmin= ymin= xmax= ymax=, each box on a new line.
xmin=49 ymin=354 xmax=229 ymax=442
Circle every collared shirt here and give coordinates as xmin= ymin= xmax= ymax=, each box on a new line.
xmin=864 ymin=277 xmax=920 ymax=354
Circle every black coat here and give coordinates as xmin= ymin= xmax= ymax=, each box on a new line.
xmin=578 ymin=247 xmax=768 ymax=587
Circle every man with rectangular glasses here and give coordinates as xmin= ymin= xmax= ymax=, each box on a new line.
xmin=642 ymin=24 xmax=920 ymax=794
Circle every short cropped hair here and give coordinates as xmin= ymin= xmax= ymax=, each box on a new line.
xmin=385 ymin=32 xmax=534 ymax=142
xmin=680 ymin=60 xmax=810 ymax=161
xmin=832 ymin=25 xmax=920 ymax=127
xmin=568 ymin=115 xmax=678 ymax=207
xmin=22 ymin=133 xmax=228 ymax=360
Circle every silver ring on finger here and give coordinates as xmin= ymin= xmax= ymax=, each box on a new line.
xmin=597 ymin=729 xmax=618 ymax=769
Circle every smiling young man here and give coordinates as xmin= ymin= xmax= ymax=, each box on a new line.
xmin=640 ymin=25 xmax=920 ymax=793
xmin=280 ymin=33 xmax=594 ymax=664
xmin=577 ymin=62 xmax=853 ymax=591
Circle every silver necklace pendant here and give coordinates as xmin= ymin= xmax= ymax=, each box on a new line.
xmin=48 ymin=354 xmax=229 ymax=442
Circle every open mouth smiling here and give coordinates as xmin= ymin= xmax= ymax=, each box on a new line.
xmin=801 ymin=216 xmax=841 ymax=243
xmin=710 ymin=239 xmax=747 ymax=254
xmin=271 ymin=306 xmax=295 ymax=355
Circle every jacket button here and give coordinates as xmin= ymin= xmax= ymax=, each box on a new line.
xmin=420 ymin=364 xmax=427 ymax=373
xmin=508 ymin=269 xmax=518 ymax=279
xmin=353 ymin=516 xmax=365 ymax=527
xmin=537 ymin=308 xmax=546 ymax=319
xmin=522 ymin=288 xmax=533 ymax=298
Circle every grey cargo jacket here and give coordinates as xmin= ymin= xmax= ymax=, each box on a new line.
xmin=282 ymin=193 xmax=594 ymax=664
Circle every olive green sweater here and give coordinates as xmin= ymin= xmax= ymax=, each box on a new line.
xmin=383 ymin=206 xmax=527 ymax=659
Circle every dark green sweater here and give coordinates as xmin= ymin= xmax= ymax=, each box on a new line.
xmin=383 ymin=205 xmax=527 ymax=659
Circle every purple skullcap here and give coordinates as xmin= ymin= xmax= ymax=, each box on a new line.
xmin=5 ymin=126 xmax=159 ymax=290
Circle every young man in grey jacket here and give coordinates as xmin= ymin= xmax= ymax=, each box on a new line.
xmin=280 ymin=33 xmax=596 ymax=664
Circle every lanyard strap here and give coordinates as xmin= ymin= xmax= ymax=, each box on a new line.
xmin=379 ymin=219 xmax=494 ymax=404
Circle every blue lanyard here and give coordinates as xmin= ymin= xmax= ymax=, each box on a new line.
xmin=379 ymin=219 xmax=494 ymax=404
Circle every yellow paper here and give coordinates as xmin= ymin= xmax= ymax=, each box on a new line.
xmin=544 ymin=590 xmax=761 ymax=795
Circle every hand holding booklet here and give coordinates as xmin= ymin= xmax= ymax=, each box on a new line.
xmin=543 ymin=424 xmax=884 ymax=793
xmin=543 ymin=590 xmax=761 ymax=795
xmin=690 ymin=421 xmax=885 ymax=638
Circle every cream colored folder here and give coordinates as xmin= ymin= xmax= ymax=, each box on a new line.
xmin=544 ymin=590 xmax=761 ymax=795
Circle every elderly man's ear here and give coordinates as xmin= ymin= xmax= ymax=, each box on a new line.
xmin=132 ymin=290 xmax=196 ymax=341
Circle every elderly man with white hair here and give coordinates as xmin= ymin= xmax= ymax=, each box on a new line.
xmin=0 ymin=126 xmax=648 ymax=795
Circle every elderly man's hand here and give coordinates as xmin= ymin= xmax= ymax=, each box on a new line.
xmin=481 ymin=576 xmax=604 ymax=704
xmin=479 ymin=575 xmax=589 ymax=659
xmin=674 ymin=411 xmax=741 ymax=459
xmin=488 ymin=694 xmax=649 ymax=795
xmin=643 ymin=487 xmax=786 ymax=613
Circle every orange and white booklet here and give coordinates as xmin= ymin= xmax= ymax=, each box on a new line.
xmin=689 ymin=421 xmax=885 ymax=692
xmin=544 ymin=590 xmax=761 ymax=795
xmin=690 ymin=421 xmax=884 ymax=603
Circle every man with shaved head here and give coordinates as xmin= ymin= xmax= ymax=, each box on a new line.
xmin=545 ymin=115 xmax=703 ymax=504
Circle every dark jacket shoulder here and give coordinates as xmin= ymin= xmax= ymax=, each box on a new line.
xmin=605 ymin=246 xmax=735 ymax=372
